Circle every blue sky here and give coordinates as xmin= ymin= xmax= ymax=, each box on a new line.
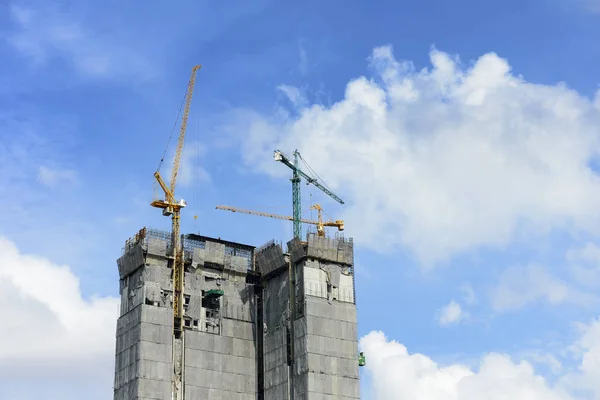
xmin=2 ymin=0 xmax=600 ymax=399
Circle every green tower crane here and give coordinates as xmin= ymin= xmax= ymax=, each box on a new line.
xmin=273 ymin=149 xmax=344 ymax=239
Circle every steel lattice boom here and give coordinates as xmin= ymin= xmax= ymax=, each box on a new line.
xmin=215 ymin=204 xmax=344 ymax=236
xmin=150 ymin=64 xmax=201 ymax=400
xmin=273 ymin=149 xmax=344 ymax=239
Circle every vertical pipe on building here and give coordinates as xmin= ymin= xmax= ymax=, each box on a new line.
xmin=287 ymin=252 xmax=296 ymax=400
xmin=256 ymin=284 xmax=265 ymax=400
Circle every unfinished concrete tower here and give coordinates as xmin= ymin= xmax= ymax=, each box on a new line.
xmin=114 ymin=228 xmax=258 ymax=399
xmin=256 ymin=232 xmax=360 ymax=399
xmin=113 ymin=228 xmax=359 ymax=399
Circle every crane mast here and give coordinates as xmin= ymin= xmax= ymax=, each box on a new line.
xmin=292 ymin=151 xmax=301 ymax=239
xmin=151 ymin=64 xmax=201 ymax=400
xmin=274 ymin=149 xmax=344 ymax=239
xmin=272 ymin=150 xmax=345 ymax=400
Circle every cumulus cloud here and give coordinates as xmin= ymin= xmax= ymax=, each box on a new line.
xmin=437 ymin=300 xmax=466 ymax=326
xmin=0 ymin=236 xmax=119 ymax=398
xmin=562 ymin=316 xmax=600 ymax=396
xmin=491 ymin=264 xmax=597 ymax=312
xmin=360 ymin=322 xmax=600 ymax=400
xmin=229 ymin=45 xmax=600 ymax=265
xmin=278 ymin=84 xmax=308 ymax=109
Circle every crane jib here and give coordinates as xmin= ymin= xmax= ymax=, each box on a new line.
xmin=273 ymin=149 xmax=345 ymax=239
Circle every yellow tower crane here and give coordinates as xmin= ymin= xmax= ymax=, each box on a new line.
xmin=215 ymin=204 xmax=344 ymax=237
xmin=151 ymin=64 xmax=201 ymax=400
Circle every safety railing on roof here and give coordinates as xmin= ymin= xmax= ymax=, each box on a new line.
xmin=122 ymin=228 xmax=255 ymax=270
xmin=121 ymin=227 xmax=173 ymax=256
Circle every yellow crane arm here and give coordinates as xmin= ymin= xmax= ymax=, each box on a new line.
xmin=153 ymin=171 xmax=174 ymax=204
xmin=152 ymin=64 xmax=201 ymax=212
xmin=216 ymin=205 xmax=311 ymax=223
xmin=169 ymin=64 xmax=201 ymax=196
xmin=150 ymin=64 xmax=201 ymax=400
xmin=215 ymin=205 xmax=344 ymax=235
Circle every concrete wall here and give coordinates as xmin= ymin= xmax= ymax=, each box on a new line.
xmin=291 ymin=234 xmax=360 ymax=400
xmin=115 ymin=235 xmax=173 ymax=400
xmin=263 ymin=268 xmax=290 ymax=399
xmin=294 ymin=259 xmax=360 ymax=400
xmin=183 ymin=248 xmax=257 ymax=400
xmin=260 ymin=233 xmax=361 ymax=400
xmin=115 ymin=230 xmax=258 ymax=400
xmin=294 ymin=298 xmax=360 ymax=399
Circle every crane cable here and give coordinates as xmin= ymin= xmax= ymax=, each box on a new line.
xmin=299 ymin=156 xmax=338 ymax=223
xmin=298 ymin=153 xmax=339 ymax=224
xmin=194 ymin=101 xmax=201 ymax=232
xmin=298 ymin=153 xmax=335 ymax=193
xmin=156 ymin=91 xmax=187 ymax=174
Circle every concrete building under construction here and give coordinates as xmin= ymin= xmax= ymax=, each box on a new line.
xmin=113 ymin=227 xmax=360 ymax=399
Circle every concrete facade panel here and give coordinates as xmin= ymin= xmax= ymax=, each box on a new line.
xmin=140 ymin=305 xmax=172 ymax=327
xmin=186 ymin=331 xmax=233 ymax=353
xmin=142 ymin=265 xmax=171 ymax=289
xmin=305 ymin=297 xmax=357 ymax=323
xmin=138 ymin=341 xmax=172 ymax=364
xmin=146 ymin=238 xmax=167 ymax=257
xmin=221 ymin=318 xmax=254 ymax=341
xmin=136 ymin=377 xmax=171 ymax=399
xmin=138 ymin=360 xmax=171 ymax=381
xmin=306 ymin=334 xmax=358 ymax=360
xmin=264 ymin=382 xmax=289 ymax=399
xmin=334 ymin=273 xmax=355 ymax=303
xmin=117 ymin=244 xmax=145 ymax=279
xmin=185 ymin=385 xmax=255 ymax=400
xmin=306 ymin=315 xmax=357 ymax=341
xmin=308 ymin=372 xmax=360 ymax=398
xmin=256 ymin=241 xmax=286 ymax=276
xmin=185 ymin=348 xmax=255 ymax=377
xmin=185 ymin=366 xmax=250 ymax=392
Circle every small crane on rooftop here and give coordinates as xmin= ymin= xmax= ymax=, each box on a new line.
xmin=150 ymin=64 xmax=201 ymax=400
xmin=215 ymin=204 xmax=344 ymax=237
xmin=273 ymin=149 xmax=344 ymax=239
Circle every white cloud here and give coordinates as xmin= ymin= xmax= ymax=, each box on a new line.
xmin=437 ymin=300 xmax=466 ymax=326
xmin=561 ymin=316 xmax=600 ymax=396
xmin=278 ymin=84 xmax=308 ymax=109
xmin=7 ymin=3 xmax=155 ymax=80
xmin=0 ymin=236 xmax=119 ymax=397
xmin=360 ymin=321 xmax=600 ymax=400
xmin=37 ymin=165 xmax=77 ymax=187
xmin=521 ymin=351 xmax=564 ymax=375
xmin=567 ymin=243 xmax=600 ymax=264
xmin=230 ymin=45 xmax=600 ymax=265
xmin=491 ymin=265 xmax=597 ymax=312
